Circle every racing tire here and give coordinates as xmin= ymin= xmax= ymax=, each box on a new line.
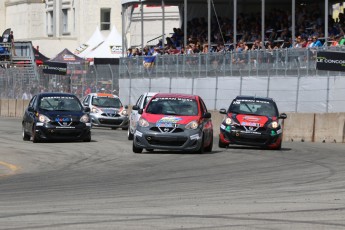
xmin=32 ymin=125 xmax=40 ymax=143
xmin=204 ymin=136 xmax=213 ymax=153
xmin=127 ymin=129 xmax=134 ymax=140
xmin=133 ymin=142 xmax=143 ymax=153
xmin=83 ymin=132 xmax=91 ymax=142
xmin=218 ymin=139 xmax=228 ymax=148
xmin=22 ymin=127 xmax=30 ymax=141
xmin=196 ymin=137 xmax=204 ymax=154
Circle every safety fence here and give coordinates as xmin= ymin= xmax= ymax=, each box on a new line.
xmin=1 ymin=46 xmax=345 ymax=112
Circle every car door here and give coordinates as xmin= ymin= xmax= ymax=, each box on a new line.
xmin=199 ymin=98 xmax=213 ymax=143
xmin=130 ymin=94 xmax=143 ymax=130
xmin=23 ymin=95 xmax=38 ymax=134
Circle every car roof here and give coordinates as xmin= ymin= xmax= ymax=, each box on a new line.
xmin=154 ymin=93 xmax=198 ymax=100
xmin=37 ymin=92 xmax=77 ymax=98
xmin=145 ymin=92 xmax=158 ymax=97
xmin=88 ymin=93 xmax=119 ymax=98
xmin=234 ymin=95 xmax=275 ymax=102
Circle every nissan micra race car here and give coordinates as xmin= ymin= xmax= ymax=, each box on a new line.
xmin=133 ymin=93 xmax=213 ymax=153
xmin=219 ymin=95 xmax=287 ymax=150
xmin=81 ymin=93 xmax=129 ymax=130
xmin=22 ymin=92 xmax=92 ymax=143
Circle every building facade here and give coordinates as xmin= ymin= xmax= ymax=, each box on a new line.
xmin=1 ymin=0 xmax=179 ymax=58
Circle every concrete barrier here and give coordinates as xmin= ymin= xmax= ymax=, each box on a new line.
xmin=282 ymin=113 xmax=315 ymax=142
xmin=1 ymin=99 xmax=345 ymax=143
xmin=314 ymin=113 xmax=345 ymax=143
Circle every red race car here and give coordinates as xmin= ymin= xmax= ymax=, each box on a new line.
xmin=219 ymin=95 xmax=287 ymax=150
xmin=132 ymin=93 xmax=213 ymax=153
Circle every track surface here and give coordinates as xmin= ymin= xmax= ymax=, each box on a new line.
xmin=1 ymin=117 xmax=345 ymax=230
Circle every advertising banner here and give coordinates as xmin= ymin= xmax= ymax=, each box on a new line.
xmin=316 ymin=51 xmax=345 ymax=72
xmin=42 ymin=62 xmax=67 ymax=75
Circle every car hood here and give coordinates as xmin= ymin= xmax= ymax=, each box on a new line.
xmin=142 ymin=114 xmax=199 ymax=125
xmin=232 ymin=114 xmax=274 ymax=127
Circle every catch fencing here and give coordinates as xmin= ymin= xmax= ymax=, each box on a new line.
xmin=1 ymin=46 xmax=345 ymax=113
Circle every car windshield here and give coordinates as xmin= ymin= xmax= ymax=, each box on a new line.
xmin=229 ymin=99 xmax=278 ymax=117
xmin=146 ymin=97 xmax=198 ymax=116
xmin=39 ymin=96 xmax=82 ymax=111
xmin=91 ymin=96 xmax=122 ymax=108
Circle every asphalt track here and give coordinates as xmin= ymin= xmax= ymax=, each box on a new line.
xmin=1 ymin=117 xmax=345 ymax=230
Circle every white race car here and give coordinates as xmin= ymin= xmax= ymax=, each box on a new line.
xmin=128 ymin=92 xmax=157 ymax=140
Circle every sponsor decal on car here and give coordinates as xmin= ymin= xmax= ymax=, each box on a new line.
xmin=156 ymin=116 xmax=182 ymax=127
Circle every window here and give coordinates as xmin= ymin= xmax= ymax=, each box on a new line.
xmin=100 ymin=8 xmax=111 ymax=30
xmin=62 ymin=9 xmax=68 ymax=34
xmin=47 ymin=11 xmax=54 ymax=35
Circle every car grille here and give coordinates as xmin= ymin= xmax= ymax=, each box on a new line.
xmin=98 ymin=119 xmax=123 ymax=125
xmin=101 ymin=113 xmax=121 ymax=117
xmin=51 ymin=121 xmax=80 ymax=127
xmin=150 ymin=127 xmax=184 ymax=133
xmin=146 ymin=135 xmax=188 ymax=147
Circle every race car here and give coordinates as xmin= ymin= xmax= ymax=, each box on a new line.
xmin=81 ymin=93 xmax=129 ymax=130
xmin=132 ymin=93 xmax=213 ymax=153
xmin=219 ymin=95 xmax=287 ymax=150
xmin=22 ymin=92 xmax=92 ymax=143
xmin=128 ymin=92 xmax=157 ymax=140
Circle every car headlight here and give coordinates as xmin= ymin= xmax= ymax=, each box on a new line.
xmin=224 ymin=117 xmax=232 ymax=125
xmin=91 ymin=107 xmax=100 ymax=113
xmin=138 ymin=117 xmax=149 ymax=127
xmin=121 ymin=110 xmax=128 ymax=116
xmin=80 ymin=114 xmax=90 ymax=123
xmin=185 ymin=120 xmax=199 ymax=129
xmin=38 ymin=114 xmax=50 ymax=123
xmin=269 ymin=121 xmax=279 ymax=129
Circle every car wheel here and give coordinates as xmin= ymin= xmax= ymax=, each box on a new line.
xmin=218 ymin=139 xmax=228 ymax=148
xmin=196 ymin=137 xmax=204 ymax=154
xmin=204 ymin=135 xmax=213 ymax=152
xmin=32 ymin=125 xmax=40 ymax=143
xmin=128 ymin=128 xmax=134 ymax=140
xmin=83 ymin=132 xmax=91 ymax=142
xmin=22 ymin=127 xmax=30 ymax=141
xmin=133 ymin=142 xmax=143 ymax=153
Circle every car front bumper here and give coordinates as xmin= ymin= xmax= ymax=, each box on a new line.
xmin=34 ymin=122 xmax=91 ymax=141
xmin=133 ymin=126 xmax=203 ymax=151
xmin=219 ymin=124 xmax=282 ymax=147
xmin=90 ymin=113 xmax=129 ymax=128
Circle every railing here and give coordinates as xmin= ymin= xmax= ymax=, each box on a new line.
xmin=119 ymin=47 xmax=344 ymax=79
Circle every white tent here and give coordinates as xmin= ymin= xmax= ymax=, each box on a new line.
xmin=85 ymin=26 xmax=123 ymax=59
xmin=74 ymin=26 xmax=105 ymax=58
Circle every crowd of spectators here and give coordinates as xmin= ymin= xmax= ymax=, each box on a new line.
xmin=127 ymin=3 xmax=345 ymax=58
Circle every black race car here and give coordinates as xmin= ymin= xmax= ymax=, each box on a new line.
xmin=22 ymin=92 xmax=92 ymax=143
xmin=219 ymin=95 xmax=287 ymax=150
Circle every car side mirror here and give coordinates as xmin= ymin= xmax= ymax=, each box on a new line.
xmin=203 ymin=112 xmax=211 ymax=118
xmin=125 ymin=105 xmax=129 ymax=109
xmin=279 ymin=113 xmax=287 ymax=119
xmin=138 ymin=109 xmax=143 ymax=114
xmin=132 ymin=105 xmax=139 ymax=110
xmin=84 ymin=107 xmax=91 ymax=113
xmin=219 ymin=108 xmax=227 ymax=114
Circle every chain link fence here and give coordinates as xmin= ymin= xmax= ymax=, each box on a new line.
xmin=1 ymin=46 xmax=345 ymax=113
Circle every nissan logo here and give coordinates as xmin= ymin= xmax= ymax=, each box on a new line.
xmin=164 ymin=128 xmax=170 ymax=132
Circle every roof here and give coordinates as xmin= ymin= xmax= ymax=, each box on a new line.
xmin=37 ymin=92 xmax=77 ymax=97
xmin=234 ymin=95 xmax=275 ymax=102
xmin=154 ymin=93 xmax=197 ymax=100
xmin=89 ymin=93 xmax=118 ymax=98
